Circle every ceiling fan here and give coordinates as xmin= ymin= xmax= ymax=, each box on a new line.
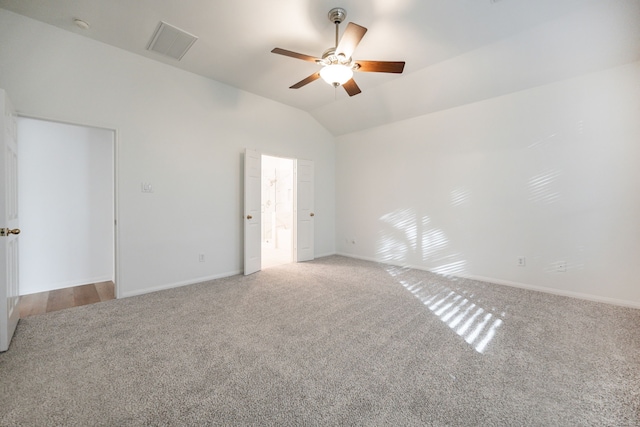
xmin=271 ymin=7 xmax=405 ymax=97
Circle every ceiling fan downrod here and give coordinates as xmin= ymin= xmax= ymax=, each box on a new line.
xmin=328 ymin=7 xmax=346 ymax=48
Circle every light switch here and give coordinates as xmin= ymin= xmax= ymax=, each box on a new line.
xmin=141 ymin=182 xmax=153 ymax=193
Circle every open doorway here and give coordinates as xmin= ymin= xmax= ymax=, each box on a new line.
xmin=17 ymin=117 xmax=116 ymax=307
xmin=261 ymin=155 xmax=294 ymax=269
xmin=244 ymin=148 xmax=314 ymax=275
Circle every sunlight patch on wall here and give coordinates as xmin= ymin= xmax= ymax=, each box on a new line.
xmin=378 ymin=208 xmax=418 ymax=264
xmin=377 ymin=208 xmax=468 ymax=277
xmin=421 ymin=228 xmax=448 ymax=255
xmin=380 ymin=209 xmax=418 ymax=248
xmin=527 ymin=132 xmax=560 ymax=150
xmin=386 ymin=265 xmax=504 ymax=354
xmin=431 ymin=259 xmax=468 ymax=277
xmin=450 ymin=187 xmax=471 ymax=207
xmin=528 ymin=169 xmax=561 ymax=204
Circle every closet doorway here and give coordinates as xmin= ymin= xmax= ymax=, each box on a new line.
xmin=17 ymin=117 xmax=116 ymax=298
xmin=261 ymin=155 xmax=294 ymax=269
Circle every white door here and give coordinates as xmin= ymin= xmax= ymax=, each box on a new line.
xmin=295 ymin=159 xmax=314 ymax=262
xmin=244 ymin=149 xmax=261 ymax=275
xmin=0 ymin=89 xmax=20 ymax=352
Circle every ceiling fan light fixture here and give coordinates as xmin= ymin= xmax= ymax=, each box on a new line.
xmin=271 ymin=7 xmax=405 ymax=96
xmin=319 ymin=64 xmax=353 ymax=87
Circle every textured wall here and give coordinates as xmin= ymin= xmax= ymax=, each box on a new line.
xmin=336 ymin=62 xmax=640 ymax=307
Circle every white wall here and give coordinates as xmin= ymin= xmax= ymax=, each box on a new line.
xmin=336 ymin=61 xmax=640 ymax=307
xmin=0 ymin=9 xmax=336 ymax=297
xmin=18 ymin=118 xmax=114 ymax=294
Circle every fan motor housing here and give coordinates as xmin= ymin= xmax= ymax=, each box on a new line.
xmin=320 ymin=47 xmax=353 ymax=68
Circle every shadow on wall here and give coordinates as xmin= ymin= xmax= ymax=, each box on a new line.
xmin=377 ymin=207 xmax=468 ymax=277
xmin=377 ymin=207 xmax=504 ymax=354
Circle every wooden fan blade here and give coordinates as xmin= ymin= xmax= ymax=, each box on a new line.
xmin=271 ymin=48 xmax=320 ymax=63
xmin=355 ymin=60 xmax=405 ymax=74
xmin=342 ymin=78 xmax=361 ymax=97
xmin=336 ymin=23 xmax=367 ymax=59
xmin=290 ymin=72 xmax=321 ymax=89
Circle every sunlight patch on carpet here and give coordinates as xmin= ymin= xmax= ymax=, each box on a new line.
xmin=387 ymin=266 xmax=505 ymax=354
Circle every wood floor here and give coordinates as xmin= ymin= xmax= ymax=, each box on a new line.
xmin=19 ymin=281 xmax=115 ymax=318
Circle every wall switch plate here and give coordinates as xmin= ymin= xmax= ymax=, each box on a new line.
xmin=517 ymin=256 xmax=526 ymax=267
xmin=141 ymin=182 xmax=153 ymax=193
xmin=199 ymin=254 xmax=205 ymax=262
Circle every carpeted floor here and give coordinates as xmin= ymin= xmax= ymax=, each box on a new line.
xmin=1 ymin=255 xmax=639 ymax=426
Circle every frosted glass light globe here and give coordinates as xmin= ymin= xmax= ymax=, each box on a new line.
xmin=319 ymin=64 xmax=353 ymax=86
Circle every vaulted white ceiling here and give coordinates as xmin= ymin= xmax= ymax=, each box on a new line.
xmin=1 ymin=0 xmax=638 ymax=135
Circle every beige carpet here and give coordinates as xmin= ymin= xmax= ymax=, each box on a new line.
xmin=1 ymin=255 xmax=639 ymax=426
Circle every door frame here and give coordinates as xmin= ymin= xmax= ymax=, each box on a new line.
xmin=244 ymin=149 xmax=314 ymax=274
xmin=17 ymin=114 xmax=120 ymax=298
xmin=261 ymin=151 xmax=311 ymax=265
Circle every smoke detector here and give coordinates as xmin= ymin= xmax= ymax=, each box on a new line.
xmin=73 ymin=18 xmax=90 ymax=30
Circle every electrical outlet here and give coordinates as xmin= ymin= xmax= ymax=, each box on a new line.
xmin=199 ymin=254 xmax=205 ymax=263
xmin=517 ymin=256 xmax=526 ymax=267
xmin=556 ymin=261 xmax=567 ymax=272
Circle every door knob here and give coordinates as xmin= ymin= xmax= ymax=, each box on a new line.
xmin=0 ymin=228 xmax=20 ymax=237
xmin=246 ymin=215 xmax=252 ymax=220
xmin=310 ymin=213 xmax=315 ymax=217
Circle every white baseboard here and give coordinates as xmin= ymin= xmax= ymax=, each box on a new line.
xmin=314 ymin=251 xmax=337 ymax=259
xmin=334 ymin=252 xmax=377 ymax=262
xmin=119 ymin=254 xmax=339 ymax=299
xmin=467 ymin=274 xmax=640 ymax=310
xmin=20 ymin=274 xmax=114 ymax=296
xmin=119 ymin=270 xmax=242 ymax=299
xmin=335 ymin=253 xmax=640 ymax=310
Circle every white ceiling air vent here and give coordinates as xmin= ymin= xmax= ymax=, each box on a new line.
xmin=147 ymin=21 xmax=198 ymax=61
